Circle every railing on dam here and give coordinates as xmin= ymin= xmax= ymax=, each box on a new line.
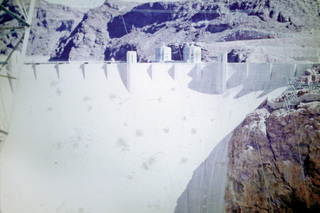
xmin=18 ymin=61 xmax=319 ymax=96
xmin=2 ymin=51 xmax=320 ymax=97
xmin=2 ymin=48 xmax=315 ymax=96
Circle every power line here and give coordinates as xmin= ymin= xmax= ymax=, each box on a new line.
xmin=120 ymin=14 xmax=133 ymax=51
xmin=126 ymin=8 xmax=255 ymax=15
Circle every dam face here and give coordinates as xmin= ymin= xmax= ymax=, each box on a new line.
xmin=0 ymin=59 xmax=312 ymax=212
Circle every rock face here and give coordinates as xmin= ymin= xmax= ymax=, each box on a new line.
xmin=0 ymin=0 xmax=84 ymax=57
xmin=1 ymin=0 xmax=320 ymax=61
xmin=28 ymin=0 xmax=85 ymax=57
xmin=176 ymin=67 xmax=320 ymax=212
xmin=50 ymin=2 xmax=119 ymax=61
xmin=225 ymin=101 xmax=320 ymax=212
xmin=76 ymin=0 xmax=320 ymax=62
xmin=3 ymin=0 xmax=318 ymax=61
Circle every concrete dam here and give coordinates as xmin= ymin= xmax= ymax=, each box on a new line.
xmin=0 ymin=50 xmax=318 ymax=213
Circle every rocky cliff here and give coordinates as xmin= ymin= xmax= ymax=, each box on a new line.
xmin=28 ymin=0 xmax=84 ymax=57
xmin=225 ymin=100 xmax=320 ymax=212
xmin=0 ymin=0 xmax=84 ymax=57
xmin=50 ymin=2 xmax=120 ymax=61
xmin=225 ymin=67 xmax=320 ymax=212
xmin=51 ymin=0 xmax=320 ymax=62
xmin=175 ymin=66 xmax=320 ymax=212
xmin=2 ymin=0 xmax=320 ymax=62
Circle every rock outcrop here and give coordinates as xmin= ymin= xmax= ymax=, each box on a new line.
xmin=1 ymin=0 xmax=320 ymax=61
xmin=28 ymin=0 xmax=84 ymax=57
xmin=225 ymin=66 xmax=320 ymax=212
xmin=175 ymin=67 xmax=320 ymax=212
xmin=225 ymin=100 xmax=320 ymax=212
xmin=0 ymin=0 xmax=84 ymax=57
xmin=51 ymin=0 xmax=320 ymax=61
xmin=50 ymin=2 xmax=120 ymax=61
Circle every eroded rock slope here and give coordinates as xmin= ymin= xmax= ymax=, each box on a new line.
xmin=226 ymin=67 xmax=320 ymax=212
xmin=0 ymin=0 xmax=84 ymax=57
xmin=1 ymin=0 xmax=320 ymax=61
xmin=50 ymin=2 xmax=120 ymax=61
xmin=225 ymin=100 xmax=320 ymax=212
xmin=28 ymin=0 xmax=85 ymax=57
xmin=48 ymin=0 xmax=320 ymax=61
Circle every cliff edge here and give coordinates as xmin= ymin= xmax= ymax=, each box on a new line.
xmin=225 ymin=100 xmax=320 ymax=212
xmin=226 ymin=66 xmax=320 ymax=212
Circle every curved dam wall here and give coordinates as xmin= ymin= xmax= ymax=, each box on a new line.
xmin=0 ymin=60 xmax=271 ymax=213
xmin=77 ymin=60 xmax=317 ymax=97
xmin=0 ymin=53 xmax=318 ymax=213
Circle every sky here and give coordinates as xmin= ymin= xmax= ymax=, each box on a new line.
xmin=45 ymin=0 xmax=182 ymax=9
